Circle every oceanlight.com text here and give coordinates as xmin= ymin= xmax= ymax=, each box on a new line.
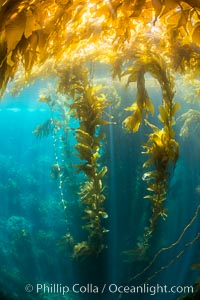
xmin=25 ymin=283 xmax=194 ymax=296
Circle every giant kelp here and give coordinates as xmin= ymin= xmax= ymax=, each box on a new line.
xmin=1 ymin=0 xmax=200 ymax=95
xmin=119 ymin=51 xmax=180 ymax=252
xmin=57 ymin=64 xmax=111 ymax=259
xmin=33 ymin=119 xmax=56 ymax=139
xmin=1 ymin=0 xmax=200 ymax=288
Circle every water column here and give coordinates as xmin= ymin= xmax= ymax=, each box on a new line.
xmin=107 ymin=103 xmax=119 ymax=285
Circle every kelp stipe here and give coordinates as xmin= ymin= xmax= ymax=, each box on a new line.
xmin=33 ymin=91 xmax=73 ymax=230
xmin=32 ymin=65 xmax=112 ymax=260
xmin=120 ymin=51 xmax=180 ymax=255
xmin=128 ymin=203 xmax=200 ymax=284
xmin=57 ymin=63 xmax=112 ymax=259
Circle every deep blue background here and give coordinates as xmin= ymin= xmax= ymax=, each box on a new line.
xmin=0 ymin=80 xmax=200 ymax=300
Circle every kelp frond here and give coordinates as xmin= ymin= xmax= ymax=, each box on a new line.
xmin=57 ymin=63 xmax=111 ymax=259
xmin=178 ymin=109 xmax=200 ymax=140
xmin=123 ymin=52 xmax=180 ymax=254
xmin=33 ymin=119 xmax=55 ymax=139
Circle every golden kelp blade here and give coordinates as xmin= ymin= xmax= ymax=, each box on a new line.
xmin=122 ymin=51 xmax=179 ymax=255
xmin=1 ymin=0 xmax=200 ymax=96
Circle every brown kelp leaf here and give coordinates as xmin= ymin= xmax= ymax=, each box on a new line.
xmin=24 ymin=10 xmax=41 ymax=38
xmin=124 ymin=102 xmax=137 ymax=111
xmin=99 ymin=211 xmax=108 ymax=219
xmin=129 ymin=0 xmax=146 ymax=17
xmin=75 ymin=143 xmax=92 ymax=161
xmin=160 ymin=0 xmax=178 ymax=17
xmin=97 ymin=166 xmax=108 ymax=179
xmin=144 ymin=195 xmax=152 ymax=199
xmin=192 ymin=23 xmax=200 ymax=47
xmin=143 ymin=157 xmax=154 ymax=168
xmin=178 ymin=9 xmax=190 ymax=30
xmin=123 ymin=108 xmax=142 ymax=132
xmin=166 ymin=11 xmax=180 ymax=25
xmin=111 ymin=58 xmax=122 ymax=80
xmin=152 ymin=0 xmax=162 ymax=20
xmin=75 ymin=163 xmax=94 ymax=177
xmin=84 ymin=210 xmax=96 ymax=218
xmin=151 ymin=132 xmax=163 ymax=147
xmin=144 ymin=119 xmax=159 ymax=132
xmin=126 ymin=70 xmax=139 ymax=85
xmin=171 ymin=102 xmax=181 ymax=115
xmin=6 ymin=51 xmax=15 ymax=66
xmin=76 ymin=129 xmax=92 ymax=146
xmin=5 ymin=12 xmax=26 ymax=52
xmin=24 ymin=32 xmax=38 ymax=76
xmin=145 ymin=96 xmax=154 ymax=115
xmin=158 ymin=105 xmax=168 ymax=123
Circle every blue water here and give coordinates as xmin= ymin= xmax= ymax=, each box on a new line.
xmin=0 ymin=81 xmax=200 ymax=300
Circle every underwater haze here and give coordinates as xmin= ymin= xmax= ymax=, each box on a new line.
xmin=0 ymin=77 xmax=200 ymax=300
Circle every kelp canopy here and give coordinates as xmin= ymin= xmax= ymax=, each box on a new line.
xmin=1 ymin=0 xmax=200 ymax=92
xmin=0 ymin=0 xmax=200 ymax=259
